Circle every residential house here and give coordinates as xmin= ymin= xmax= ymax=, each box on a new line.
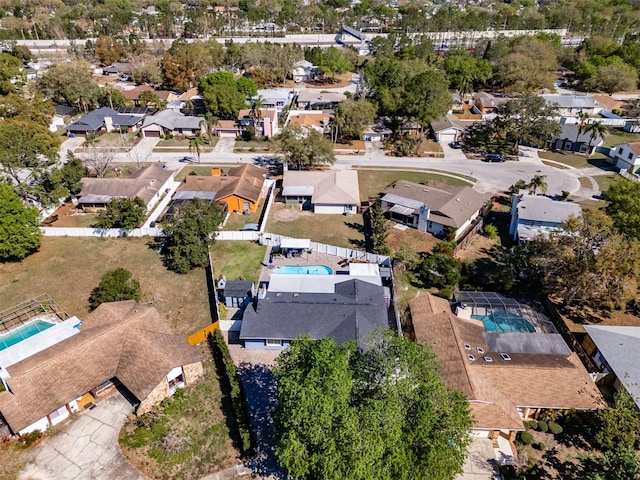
xmin=592 ymin=95 xmax=627 ymax=112
xmin=176 ymin=164 xmax=267 ymax=213
xmin=583 ymin=326 xmax=640 ymax=410
xmin=286 ymin=111 xmax=329 ymax=134
xmin=64 ymin=107 xmax=144 ymax=136
xmin=380 ymin=181 xmax=488 ymax=240
xmin=542 ymin=94 xmax=599 ymax=117
xmin=237 ymin=108 xmax=278 ymax=138
xmin=411 ymin=294 xmax=604 ymax=440
xmin=214 ymin=120 xmax=244 ymax=138
xmin=509 ymin=194 xmax=581 ymax=242
xmin=296 ymin=90 xmax=346 ymax=110
xmin=472 ymin=92 xmax=511 ymax=114
xmin=608 ymin=142 xmax=640 ymax=174
xmin=551 ymin=124 xmax=604 ymax=155
xmin=141 ymin=110 xmax=205 ymax=138
xmin=240 ymin=278 xmax=390 ymax=350
xmin=77 ymin=164 xmax=174 ymax=211
xmin=431 ymin=114 xmax=466 ymax=144
xmin=50 ymin=105 xmax=75 ymax=133
xmin=363 ymin=120 xmax=392 ymax=142
xmin=292 ymin=60 xmax=317 ymax=83
xmin=256 ymin=89 xmax=292 ymax=110
xmin=282 ymin=170 xmax=360 ymax=214
xmin=0 ymin=301 xmax=203 ymax=435
xmin=121 ymin=85 xmax=177 ymax=106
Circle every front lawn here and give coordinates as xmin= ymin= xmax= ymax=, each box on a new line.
xmin=357 ymin=169 xmax=473 ymax=202
xmin=153 ymin=137 xmax=217 ymax=153
xmin=210 ymin=241 xmax=266 ymax=283
xmin=119 ymin=357 xmax=239 ymax=480
xmin=594 ymin=172 xmax=624 ymax=192
xmin=234 ymin=139 xmax=273 ymax=152
xmin=0 ymin=237 xmax=211 ymax=337
xmin=266 ymin=204 xmax=365 ymax=249
xmin=538 ymin=151 xmax=607 ymax=169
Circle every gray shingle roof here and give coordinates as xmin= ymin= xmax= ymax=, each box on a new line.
xmin=542 ymin=94 xmax=597 ymax=110
xmin=142 ymin=109 xmax=203 ymax=130
xmin=557 ymin=124 xmax=603 ymax=145
xmin=239 ymin=279 xmax=389 ymax=347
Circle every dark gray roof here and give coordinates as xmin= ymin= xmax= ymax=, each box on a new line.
xmin=240 ymin=279 xmax=388 ymax=347
xmin=64 ymin=107 xmax=143 ymax=132
xmin=224 ymin=281 xmax=254 ymax=298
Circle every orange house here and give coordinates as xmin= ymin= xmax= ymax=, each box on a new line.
xmin=178 ymin=164 xmax=267 ymax=214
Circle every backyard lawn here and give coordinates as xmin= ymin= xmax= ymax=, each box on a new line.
xmin=210 ymin=241 xmax=267 ymax=283
xmin=119 ymin=357 xmax=239 ymax=480
xmin=357 ymin=169 xmax=473 ymax=202
xmin=222 ymin=199 xmax=265 ymax=231
xmin=603 ymin=129 xmax=640 ymax=147
xmin=266 ymin=204 xmax=365 ymax=249
xmin=0 ymin=237 xmax=211 ymax=337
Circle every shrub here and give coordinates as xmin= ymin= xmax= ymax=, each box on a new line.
xmin=89 ymin=268 xmax=141 ymax=310
xmin=536 ymin=442 xmax=546 ymax=451
xmin=548 ymin=421 xmax=563 ymax=435
xmin=524 ymin=420 xmax=538 ymax=430
xmin=18 ymin=431 xmax=42 ymax=448
xmin=483 ymin=224 xmax=498 ymax=239
xmin=538 ymin=420 xmax=549 ymax=433
xmin=519 ymin=431 xmax=534 ymax=445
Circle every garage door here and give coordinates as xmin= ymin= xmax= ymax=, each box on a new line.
xmin=144 ymin=130 xmax=161 ymax=138
xmin=218 ymin=131 xmax=238 ymax=138
xmin=438 ymin=132 xmax=457 ymax=144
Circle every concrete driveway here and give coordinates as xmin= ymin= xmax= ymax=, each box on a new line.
xmin=457 ymin=437 xmax=501 ymax=480
xmin=19 ymin=393 xmax=148 ymax=480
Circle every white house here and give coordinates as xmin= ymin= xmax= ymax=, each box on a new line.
xmin=256 ymin=89 xmax=292 ymax=110
xmin=292 ymin=60 xmax=317 ymax=83
xmin=282 ymin=170 xmax=360 ymax=214
xmin=608 ymin=142 xmax=640 ymax=174
xmin=541 ymin=94 xmax=599 ymax=117
xmin=509 ymin=194 xmax=582 ymax=242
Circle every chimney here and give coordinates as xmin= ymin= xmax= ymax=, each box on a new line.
xmin=104 ymin=116 xmax=114 ymax=132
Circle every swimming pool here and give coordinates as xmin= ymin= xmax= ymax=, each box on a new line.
xmin=0 ymin=320 xmax=55 ymax=351
xmin=273 ymin=265 xmax=333 ymax=275
xmin=472 ymin=311 xmax=536 ymax=333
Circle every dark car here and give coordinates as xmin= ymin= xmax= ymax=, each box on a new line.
xmin=179 ymin=156 xmax=196 ymax=163
xmin=484 ymin=154 xmax=505 ymax=162
xmin=449 ymin=141 xmax=462 ymax=149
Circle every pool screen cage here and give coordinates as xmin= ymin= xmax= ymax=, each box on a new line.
xmin=0 ymin=294 xmax=70 ymax=334
xmin=455 ymin=291 xmax=557 ymax=333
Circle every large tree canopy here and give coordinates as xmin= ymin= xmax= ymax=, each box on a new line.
xmin=163 ymin=38 xmax=225 ymax=91
xmin=274 ymin=124 xmax=335 ymax=169
xmin=273 ymin=333 xmax=473 ymax=480
xmin=604 ymin=179 xmax=640 ymax=239
xmin=198 ymin=71 xmax=257 ymax=119
xmin=36 ymin=62 xmax=100 ymax=111
xmin=0 ymin=184 xmax=42 ymax=262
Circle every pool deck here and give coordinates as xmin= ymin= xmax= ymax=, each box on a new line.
xmin=258 ymin=247 xmax=371 ymax=284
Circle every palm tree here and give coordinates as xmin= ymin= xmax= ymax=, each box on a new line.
xmin=249 ymin=96 xmax=266 ymax=134
xmin=528 ymin=174 xmax=548 ymax=195
xmin=575 ymin=111 xmax=590 ymax=146
xmin=189 ymin=133 xmax=206 ymax=163
xmin=199 ymin=113 xmax=219 ymax=145
xmin=585 ymin=121 xmax=608 ymax=156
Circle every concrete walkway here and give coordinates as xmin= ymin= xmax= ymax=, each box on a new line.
xmin=19 ymin=393 xmax=148 ymax=480
xmin=142 ymin=179 xmax=182 ymax=228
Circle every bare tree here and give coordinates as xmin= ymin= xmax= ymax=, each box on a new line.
xmin=84 ymin=140 xmax=119 ymax=178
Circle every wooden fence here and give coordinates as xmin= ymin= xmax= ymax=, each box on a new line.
xmin=185 ymin=321 xmax=220 ymax=345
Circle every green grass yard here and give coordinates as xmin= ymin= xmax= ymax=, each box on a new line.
xmin=538 ymin=151 xmax=607 ymax=169
xmin=210 ymin=241 xmax=266 ymax=283
xmin=603 ymin=129 xmax=640 ymax=148
xmin=594 ymin=172 xmax=625 ymax=192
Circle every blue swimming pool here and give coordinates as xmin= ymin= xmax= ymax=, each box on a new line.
xmin=0 ymin=320 xmax=55 ymax=351
xmin=273 ymin=265 xmax=333 ymax=275
xmin=472 ymin=311 xmax=536 ymax=333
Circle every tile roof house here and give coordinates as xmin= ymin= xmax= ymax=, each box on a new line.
xmin=282 ymin=170 xmax=360 ymax=214
xmin=411 ymin=294 xmax=604 ymax=436
xmin=286 ymin=111 xmax=330 ymax=134
xmin=584 ymin=326 xmax=640 ymax=410
xmin=551 ymin=123 xmax=604 ymax=155
xmin=509 ymin=194 xmax=582 ymax=242
xmin=381 ymin=181 xmax=488 ymax=240
xmin=0 ymin=301 xmax=204 ymax=435
xmin=64 ymin=107 xmax=144 ymax=136
xmin=176 ymin=164 xmax=267 ymax=213
xmin=121 ymin=85 xmax=177 ymax=104
xmin=77 ymin=164 xmax=174 ymax=211
xmin=141 ymin=109 xmax=205 ymax=138
xmin=608 ymin=142 xmax=640 ymax=174
xmin=240 ymin=278 xmax=390 ymax=350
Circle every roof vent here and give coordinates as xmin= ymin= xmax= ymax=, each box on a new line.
xmin=422 ymin=189 xmax=429 ymax=192
xmin=463 ymin=343 xmax=471 ymax=350
xmin=456 ymin=198 xmax=460 ymax=202
xmin=500 ymin=353 xmax=512 ymax=361
xmin=293 ymin=293 xmax=299 ymax=297
xmin=477 ymin=347 xmax=484 ymax=354
xmin=404 ymin=184 xmax=410 ymax=187
xmin=467 ymin=354 xmax=475 ymax=361
xmin=483 ymin=356 xmax=493 ymax=362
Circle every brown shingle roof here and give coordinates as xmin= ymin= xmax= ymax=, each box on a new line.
xmin=178 ymin=165 xmax=266 ymax=204
xmin=0 ymin=301 xmax=203 ymax=433
xmin=410 ymin=293 xmax=605 ymax=431
xmin=79 ymin=165 xmax=173 ymax=205
xmin=628 ymin=142 xmax=640 ymax=156
xmin=121 ymin=85 xmax=174 ymax=101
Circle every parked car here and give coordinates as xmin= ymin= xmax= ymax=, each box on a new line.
xmin=484 ymin=154 xmax=505 ymax=162
xmin=179 ymin=156 xmax=196 ymax=163
xmin=449 ymin=141 xmax=462 ymax=149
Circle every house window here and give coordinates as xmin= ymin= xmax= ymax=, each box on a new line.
xmin=265 ymin=339 xmax=283 ymax=346
xmin=619 ymin=147 xmax=624 ymax=154
xmin=629 ymin=153 xmax=634 ymax=160
xmin=168 ymin=374 xmax=185 ymax=390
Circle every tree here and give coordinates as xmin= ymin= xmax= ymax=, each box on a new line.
xmin=188 ymin=133 xmax=206 ymax=163
xmin=35 ymin=153 xmax=85 ymax=206
xmin=604 ymin=179 xmax=640 ymax=239
xmin=84 ymin=139 xmax=118 ymax=178
xmin=443 ymin=50 xmax=492 ymax=96
xmin=579 ymin=446 xmax=640 ymax=480
xmin=0 ymin=52 xmax=25 ymax=95
xmin=98 ymin=85 xmax=127 ymax=109
xmin=0 ymin=94 xmax=56 ymax=128
xmin=198 ymin=72 xmax=257 ymax=119
xmin=403 ymin=69 xmax=452 ymax=130
xmin=332 ymin=98 xmax=377 ymax=143
xmin=585 ymin=61 xmax=638 ymax=95
xmin=132 ymin=63 xmax=164 ymax=87
xmin=274 ymin=124 xmax=335 ymax=169
xmin=163 ymin=199 xmax=224 ymax=274
xmin=273 ymin=333 xmax=473 ymax=480
xmin=94 ymin=35 xmax=124 ymax=65
xmin=249 ymin=95 xmax=266 ymax=131
xmin=585 ymin=121 xmax=608 ymax=154
xmin=0 ymin=184 xmax=42 ymax=262
xmin=418 ymin=252 xmax=462 ymax=289
xmin=528 ymin=174 xmax=548 ymax=195
xmin=575 ymin=111 xmax=590 ymax=144
xmin=199 ymin=113 xmax=219 ymax=145
xmin=36 ymin=62 xmax=100 ymax=111
xmin=138 ymin=90 xmax=162 ymax=108
xmin=367 ymin=200 xmax=389 ymax=255
xmin=306 ymin=46 xmax=354 ymax=82
xmin=96 ymin=197 xmax=146 ymax=229
xmin=88 ymin=268 xmax=141 ymax=310
xmin=162 ymin=39 xmax=225 ymax=91
xmin=592 ymin=392 xmax=640 ymax=452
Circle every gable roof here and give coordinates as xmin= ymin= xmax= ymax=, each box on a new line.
xmin=410 ymin=294 xmax=604 ymax=431
xmin=142 ymin=109 xmax=203 ymax=130
xmin=64 ymin=107 xmax=118 ymax=132
xmin=542 ymin=94 xmax=598 ymax=110
xmin=584 ymin=325 xmax=640 ymax=409
xmin=627 ymin=142 xmax=640 ymax=156
xmin=178 ymin=164 xmax=266 ymax=204
xmin=282 ymin=170 xmax=360 ymax=205
xmin=0 ymin=301 xmax=203 ymax=433
xmin=240 ymin=279 xmax=389 ymax=348
xmin=121 ymin=85 xmax=174 ymax=101
xmin=557 ymin=124 xmax=603 ymax=145
xmin=79 ymin=165 xmax=173 ymax=205
xmin=515 ymin=194 xmax=581 ymax=224
xmin=431 ymin=114 xmax=465 ymax=133
xmin=382 ymin=181 xmax=488 ymax=229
